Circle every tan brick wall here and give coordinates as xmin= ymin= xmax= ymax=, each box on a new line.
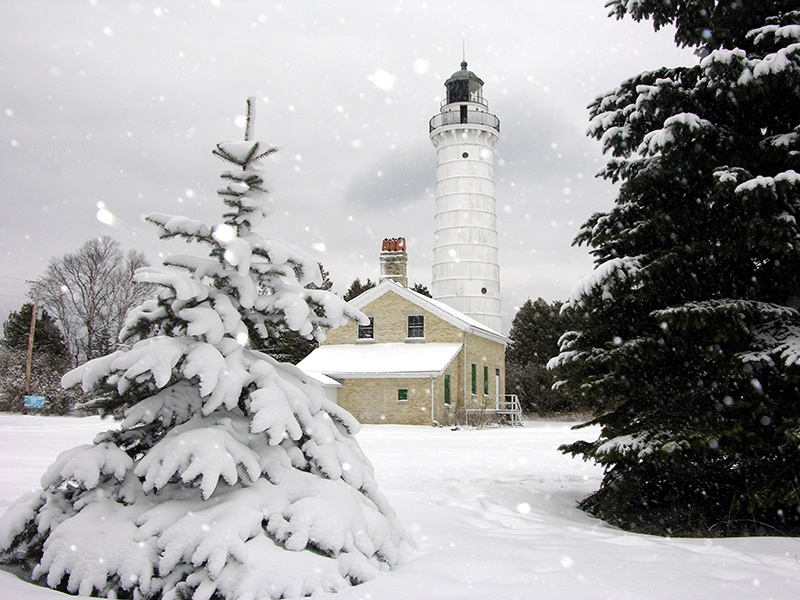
xmin=323 ymin=289 xmax=506 ymax=426
xmin=324 ymin=292 xmax=465 ymax=345
xmin=338 ymin=377 xmax=435 ymax=425
xmin=446 ymin=333 xmax=506 ymax=426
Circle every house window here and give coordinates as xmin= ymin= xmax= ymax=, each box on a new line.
xmin=357 ymin=316 xmax=374 ymax=339
xmin=484 ymin=365 xmax=489 ymax=395
xmin=444 ymin=374 xmax=451 ymax=406
xmin=407 ymin=315 xmax=424 ymax=338
xmin=471 ymin=363 xmax=477 ymax=395
xmin=398 ymin=389 xmax=408 ymax=402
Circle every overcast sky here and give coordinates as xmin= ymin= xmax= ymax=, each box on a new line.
xmin=0 ymin=0 xmax=694 ymax=334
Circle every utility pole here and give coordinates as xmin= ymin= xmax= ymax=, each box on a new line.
xmin=25 ymin=281 xmax=40 ymax=394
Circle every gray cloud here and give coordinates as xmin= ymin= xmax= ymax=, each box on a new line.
xmin=343 ymin=142 xmax=433 ymax=210
xmin=0 ymin=0 xmax=693 ymax=332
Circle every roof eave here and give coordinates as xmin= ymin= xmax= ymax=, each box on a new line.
xmin=467 ymin=325 xmax=508 ymax=346
xmin=322 ymin=371 xmax=445 ymax=379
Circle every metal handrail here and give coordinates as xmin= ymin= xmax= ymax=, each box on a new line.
xmin=496 ymin=394 xmax=521 ymax=413
xmin=429 ymin=109 xmax=500 ymax=133
xmin=440 ymin=96 xmax=490 ymax=110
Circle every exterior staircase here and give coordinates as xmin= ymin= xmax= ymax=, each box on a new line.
xmin=496 ymin=394 xmax=523 ymax=426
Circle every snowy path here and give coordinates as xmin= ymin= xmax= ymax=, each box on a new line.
xmin=0 ymin=415 xmax=798 ymax=599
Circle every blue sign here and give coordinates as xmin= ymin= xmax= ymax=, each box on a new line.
xmin=24 ymin=395 xmax=45 ymax=409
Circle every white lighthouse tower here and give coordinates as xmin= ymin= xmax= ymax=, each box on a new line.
xmin=429 ymin=61 xmax=502 ymax=333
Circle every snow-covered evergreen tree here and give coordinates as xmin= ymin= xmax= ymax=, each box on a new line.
xmin=552 ymin=2 xmax=800 ymax=535
xmin=0 ymin=99 xmax=407 ymax=598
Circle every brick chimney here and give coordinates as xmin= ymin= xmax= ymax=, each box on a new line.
xmin=379 ymin=237 xmax=408 ymax=287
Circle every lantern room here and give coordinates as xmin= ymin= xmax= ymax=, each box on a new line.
xmin=444 ymin=61 xmax=485 ymax=105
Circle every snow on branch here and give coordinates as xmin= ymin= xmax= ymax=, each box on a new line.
xmin=213 ymin=141 xmax=277 ymax=168
xmin=742 ymin=320 xmax=800 ymax=367
xmin=32 ymin=501 xmax=156 ymax=597
xmin=41 ymin=443 xmax=133 ymax=490
xmin=121 ymin=380 xmax=204 ymax=429
xmin=134 ymin=266 xmax=208 ymax=302
xmin=565 ymin=256 xmax=644 ymax=309
xmin=749 ymin=24 xmax=800 ymax=46
xmin=547 ymin=330 xmax=585 ymax=371
xmin=653 ymin=300 xmax=800 ymax=368
xmin=735 ymin=170 xmax=799 ymax=194
xmin=700 ymin=42 xmax=800 ymax=84
xmin=163 ymin=255 xmax=224 ymax=279
xmin=753 ymin=42 xmax=800 ymax=78
xmin=146 ymin=213 xmax=212 ymax=241
xmin=652 ymin=299 xmax=797 ymax=322
xmin=638 ymin=113 xmax=714 ymax=156
xmin=135 ymin=415 xmax=262 ymax=499
xmin=248 ymin=236 xmax=323 ymax=287
xmin=213 ymin=224 xmax=253 ymax=275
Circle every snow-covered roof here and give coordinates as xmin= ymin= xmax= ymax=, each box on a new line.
xmin=302 ymin=371 xmax=342 ymax=388
xmin=348 ymin=280 xmax=507 ymax=345
xmin=298 ymin=342 xmax=462 ymax=379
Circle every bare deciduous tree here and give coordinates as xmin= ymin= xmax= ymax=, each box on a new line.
xmin=38 ymin=236 xmax=154 ymax=364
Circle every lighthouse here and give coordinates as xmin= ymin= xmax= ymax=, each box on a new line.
xmin=429 ymin=61 xmax=502 ymax=333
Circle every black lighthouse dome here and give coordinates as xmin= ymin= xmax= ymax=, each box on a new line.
xmin=444 ymin=61 xmax=485 ymax=105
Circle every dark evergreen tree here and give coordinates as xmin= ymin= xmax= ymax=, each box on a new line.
xmin=314 ymin=263 xmax=333 ymax=291
xmin=506 ymin=298 xmax=579 ymax=413
xmin=0 ymin=346 xmax=79 ymax=415
xmin=2 ymin=303 xmax=68 ymax=357
xmin=507 ymin=299 xmax=564 ymax=366
xmin=343 ymin=277 xmax=376 ymax=301
xmin=0 ymin=304 xmax=78 ymax=414
xmin=411 ymin=283 xmax=431 ymax=297
xmin=553 ymin=1 xmax=800 ymax=535
xmin=0 ymin=100 xmax=406 ymax=598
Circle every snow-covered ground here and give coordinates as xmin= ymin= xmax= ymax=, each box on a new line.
xmin=1 ymin=414 xmax=797 ymax=599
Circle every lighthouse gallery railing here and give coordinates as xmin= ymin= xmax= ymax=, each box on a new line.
xmin=429 ymin=108 xmax=500 ymax=133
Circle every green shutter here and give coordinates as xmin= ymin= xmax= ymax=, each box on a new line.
xmin=444 ymin=374 xmax=451 ymax=406
xmin=483 ymin=365 xmax=489 ymax=395
xmin=471 ymin=364 xmax=477 ymax=395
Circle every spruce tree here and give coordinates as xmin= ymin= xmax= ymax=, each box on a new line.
xmin=507 ymin=299 xmax=564 ymax=367
xmin=343 ymin=277 xmax=376 ymax=301
xmin=410 ymin=283 xmax=432 ymax=297
xmin=2 ymin=303 xmax=68 ymax=358
xmin=0 ymin=99 xmax=406 ymax=598
xmin=257 ymin=264 xmax=332 ymax=364
xmin=0 ymin=304 xmax=77 ymax=414
xmin=553 ymin=2 xmax=800 ymax=535
xmin=507 ymin=299 xmax=578 ymax=413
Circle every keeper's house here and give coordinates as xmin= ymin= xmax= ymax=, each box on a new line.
xmin=298 ymin=241 xmax=517 ymax=426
